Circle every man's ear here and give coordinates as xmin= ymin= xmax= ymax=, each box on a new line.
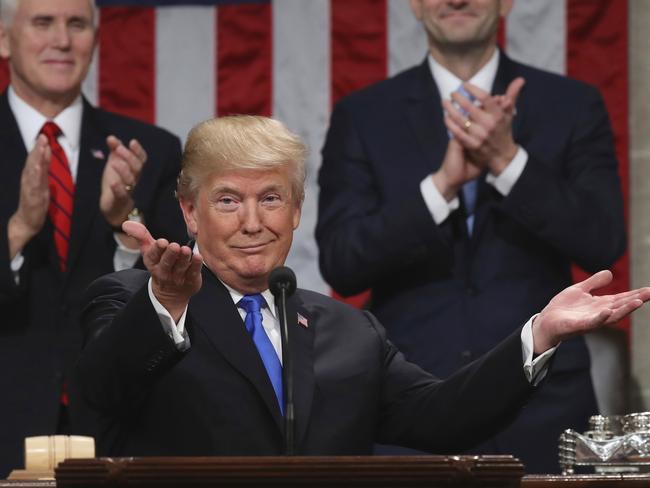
xmin=179 ymin=197 xmax=199 ymax=237
xmin=409 ymin=0 xmax=424 ymax=21
xmin=0 ymin=21 xmax=11 ymax=60
xmin=500 ymin=0 xmax=514 ymax=18
xmin=292 ymin=202 xmax=301 ymax=231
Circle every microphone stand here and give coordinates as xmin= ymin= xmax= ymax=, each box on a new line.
xmin=276 ymin=284 xmax=294 ymax=455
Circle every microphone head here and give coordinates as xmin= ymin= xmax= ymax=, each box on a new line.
xmin=269 ymin=266 xmax=297 ymax=298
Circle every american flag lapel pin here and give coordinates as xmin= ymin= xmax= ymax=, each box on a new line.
xmin=91 ymin=148 xmax=105 ymax=160
xmin=297 ymin=313 xmax=309 ymax=328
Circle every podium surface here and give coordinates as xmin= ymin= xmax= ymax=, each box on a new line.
xmin=54 ymin=455 xmax=523 ymax=487
xmin=2 ymin=456 xmax=649 ymax=487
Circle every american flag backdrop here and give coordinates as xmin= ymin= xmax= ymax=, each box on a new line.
xmin=0 ymin=0 xmax=629 ymax=313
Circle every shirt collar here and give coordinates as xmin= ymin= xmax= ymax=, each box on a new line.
xmin=224 ymin=281 xmax=278 ymax=320
xmin=8 ymin=85 xmax=83 ymax=151
xmin=427 ymin=48 xmax=500 ymax=100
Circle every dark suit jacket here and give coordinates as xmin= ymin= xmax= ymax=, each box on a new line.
xmin=74 ymin=267 xmax=533 ymax=457
xmin=316 ymin=53 xmax=625 ymax=472
xmin=0 ymin=92 xmax=187 ymax=476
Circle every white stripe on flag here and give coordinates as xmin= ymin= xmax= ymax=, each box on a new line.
xmin=156 ymin=6 xmax=216 ymax=143
xmin=388 ymin=0 xmax=428 ymax=76
xmin=82 ymin=9 xmax=100 ymax=106
xmin=505 ymin=0 xmax=566 ymax=75
xmin=273 ymin=0 xmax=330 ymax=293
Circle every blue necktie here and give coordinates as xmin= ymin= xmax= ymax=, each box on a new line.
xmin=452 ymin=84 xmax=478 ymax=234
xmin=238 ymin=294 xmax=284 ymax=415
xmin=462 ymin=180 xmax=478 ymax=234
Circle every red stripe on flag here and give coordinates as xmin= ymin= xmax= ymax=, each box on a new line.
xmin=216 ymin=3 xmax=272 ymax=116
xmin=567 ymin=0 xmax=629 ymax=328
xmin=0 ymin=59 xmax=9 ymax=92
xmin=331 ymin=0 xmax=387 ymax=106
xmin=330 ymin=0 xmax=387 ymax=308
xmin=98 ymin=7 xmax=156 ymax=123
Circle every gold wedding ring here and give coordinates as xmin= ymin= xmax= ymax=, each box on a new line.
xmin=463 ymin=119 xmax=472 ymax=131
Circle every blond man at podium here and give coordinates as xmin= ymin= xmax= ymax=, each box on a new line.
xmin=74 ymin=115 xmax=648 ymax=461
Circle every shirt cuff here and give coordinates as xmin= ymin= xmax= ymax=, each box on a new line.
xmin=521 ymin=314 xmax=557 ymax=386
xmin=147 ymin=278 xmax=191 ymax=351
xmin=113 ymin=233 xmax=141 ymax=271
xmin=420 ymin=175 xmax=460 ymax=225
xmin=10 ymin=252 xmax=24 ymax=285
xmin=486 ymin=146 xmax=528 ymax=196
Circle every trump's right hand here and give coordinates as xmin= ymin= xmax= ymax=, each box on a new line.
xmin=122 ymin=221 xmax=203 ymax=321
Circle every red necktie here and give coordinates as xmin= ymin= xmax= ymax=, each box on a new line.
xmin=41 ymin=122 xmax=75 ymax=272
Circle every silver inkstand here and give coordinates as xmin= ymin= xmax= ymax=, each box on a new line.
xmin=559 ymin=412 xmax=650 ymax=474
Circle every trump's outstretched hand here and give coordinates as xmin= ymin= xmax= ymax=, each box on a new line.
xmin=122 ymin=221 xmax=203 ymax=322
xmin=532 ymin=270 xmax=650 ymax=354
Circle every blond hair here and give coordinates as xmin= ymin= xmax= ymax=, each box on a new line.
xmin=177 ymin=115 xmax=307 ymax=204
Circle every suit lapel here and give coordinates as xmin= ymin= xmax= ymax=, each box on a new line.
xmin=491 ymin=51 xmax=526 ymax=141
xmin=405 ymin=59 xmax=449 ymax=174
xmin=189 ymin=268 xmax=284 ymax=431
xmin=285 ymin=292 xmax=315 ymax=451
xmin=0 ymin=94 xmax=28 ymax=216
xmin=66 ymin=101 xmax=107 ymax=273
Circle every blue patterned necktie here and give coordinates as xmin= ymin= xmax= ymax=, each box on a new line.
xmin=238 ymin=294 xmax=284 ymax=415
xmin=453 ymin=84 xmax=478 ymax=235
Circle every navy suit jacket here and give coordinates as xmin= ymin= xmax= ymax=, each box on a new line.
xmin=316 ymin=53 xmax=625 ymax=471
xmin=0 ymin=92 xmax=187 ymax=476
xmin=74 ymin=267 xmax=533 ymax=457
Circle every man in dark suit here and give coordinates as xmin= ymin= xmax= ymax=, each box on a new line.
xmin=316 ymin=0 xmax=625 ymax=473
xmin=0 ymin=0 xmax=186 ymax=476
xmin=75 ymin=115 xmax=646 ymax=460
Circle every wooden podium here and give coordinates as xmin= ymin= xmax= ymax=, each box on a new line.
xmin=4 ymin=456 xmax=650 ymax=487
xmin=54 ymin=455 xmax=523 ymax=487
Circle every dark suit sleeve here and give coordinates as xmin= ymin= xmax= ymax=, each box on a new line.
xmin=316 ymin=101 xmax=455 ymax=296
xmin=0 ymin=225 xmax=20 ymax=304
xmin=0 ymin=219 xmax=44 ymax=306
xmin=367 ymin=311 xmax=534 ymax=452
xmin=76 ymin=270 xmax=185 ymax=418
xmin=502 ymin=85 xmax=625 ymax=272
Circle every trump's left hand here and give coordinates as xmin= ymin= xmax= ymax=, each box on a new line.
xmin=532 ymin=270 xmax=650 ymax=354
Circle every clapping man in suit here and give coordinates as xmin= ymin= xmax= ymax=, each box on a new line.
xmin=0 ymin=0 xmax=186 ymax=476
xmin=316 ymin=0 xmax=625 ymax=473
xmin=74 ymin=115 xmax=646 ymax=460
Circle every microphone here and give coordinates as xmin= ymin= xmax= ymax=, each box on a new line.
xmin=268 ymin=266 xmax=297 ymax=455
xmin=269 ymin=266 xmax=297 ymax=298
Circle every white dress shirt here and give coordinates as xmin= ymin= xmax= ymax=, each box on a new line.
xmin=7 ymin=87 xmax=140 ymax=274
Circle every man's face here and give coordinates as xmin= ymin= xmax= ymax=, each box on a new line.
xmin=0 ymin=0 xmax=95 ymax=105
xmin=410 ymin=0 xmax=512 ymax=50
xmin=180 ymin=168 xmax=301 ymax=294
